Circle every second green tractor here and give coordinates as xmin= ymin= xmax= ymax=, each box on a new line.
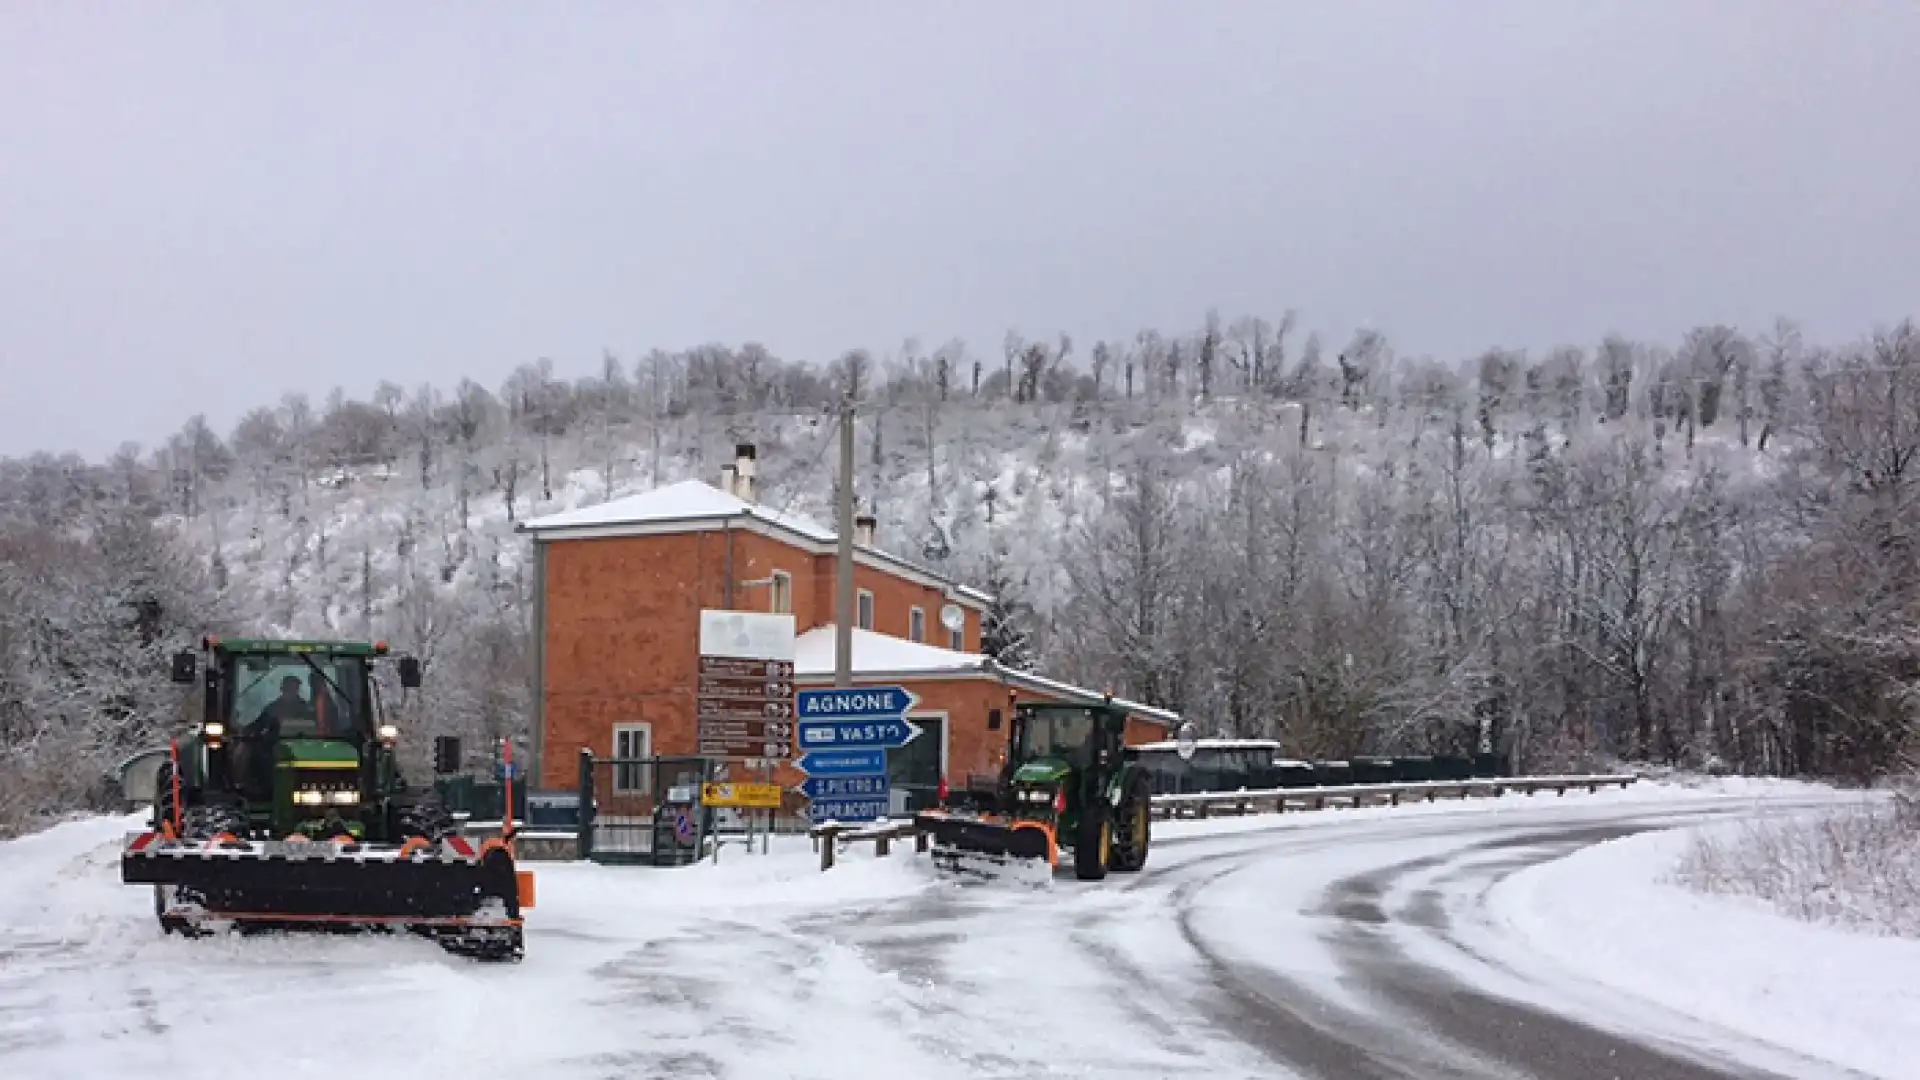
xmin=916 ymin=699 xmax=1152 ymax=883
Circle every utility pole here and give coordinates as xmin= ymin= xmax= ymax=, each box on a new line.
xmin=835 ymin=393 xmax=856 ymax=688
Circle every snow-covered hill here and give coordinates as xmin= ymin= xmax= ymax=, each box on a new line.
xmin=4 ymin=318 xmax=1918 ymax=831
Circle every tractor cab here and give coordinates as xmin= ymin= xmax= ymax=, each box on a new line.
xmin=1004 ymin=702 xmax=1127 ymax=810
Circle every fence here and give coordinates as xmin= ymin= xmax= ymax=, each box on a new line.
xmin=806 ymin=772 xmax=1640 ymax=870
xmin=576 ymin=752 xmax=721 ymax=866
xmin=1150 ymin=773 xmax=1639 ymax=817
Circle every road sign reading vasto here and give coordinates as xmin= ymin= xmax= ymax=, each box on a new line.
xmin=696 ymin=610 xmax=796 ymax=759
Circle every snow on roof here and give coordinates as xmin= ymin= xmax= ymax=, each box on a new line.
xmin=792 ymin=625 xmax=987 ymax=677
xmin=518 ymin=479 xmax=834 ymax=541
xmin=1131 ymin=738 xmax=1284 ymax=752
xmin=993 ymin=668 xmax=1181 ymax=728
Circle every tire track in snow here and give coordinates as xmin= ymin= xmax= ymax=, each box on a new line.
xmin=1314 ymin=824 xmax=1785 ymax=1079
xmin=1360 ymin=824 xmax=1887 ymax=1080
xmin=1113 ymin=801 xmax=1856 ymax=1079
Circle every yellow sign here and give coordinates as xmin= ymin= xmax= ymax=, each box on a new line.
xmin=701 ymin=782 xmax=783 ymax=809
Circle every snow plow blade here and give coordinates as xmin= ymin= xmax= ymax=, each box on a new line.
xmin=121 ymin=831 xmax=527 ymax=961
xmin=915 ymin=810 xmax=1056 ymax=885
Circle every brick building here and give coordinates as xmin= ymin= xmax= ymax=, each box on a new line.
xmin=516 ymin=445 xmax=1178 ymax=809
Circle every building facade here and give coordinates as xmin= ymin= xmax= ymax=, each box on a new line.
xmin=517 ymin=445 xmax=1178 ymax=810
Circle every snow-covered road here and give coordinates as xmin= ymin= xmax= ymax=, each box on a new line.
xmin=1 ymin=781 xmax=1905 ymax=1080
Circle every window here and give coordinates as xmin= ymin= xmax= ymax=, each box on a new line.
xmin=909 ymin=606 xmax=925 ymax=642
xmin=769 ymin=570 xmax=792 ymax=614
xmin=856 ymin=589 xmax=874 ymax=630
xmin=949 ymin=625 xmax=965 ymax=651
xmin=612 ymin=723 xmax=652 ymax=795
xmin=224 ymin=651 xmax=366 ymax=739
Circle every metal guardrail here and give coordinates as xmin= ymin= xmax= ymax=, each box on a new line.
xmin=803 ymin=773 xmax=1639 ymax=870
xmin=1149 ymin=773 xmax=1640 ymax=817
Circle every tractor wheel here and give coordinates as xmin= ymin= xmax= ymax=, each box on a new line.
xmin=1108 ymin=771 xmax=1152 ymax=873
xmin=151 ymin=760 xmax=179 ymax=833
xmin=1073 ymin=802 xmax=1111 ymax=882
xmin=148 ymin=761 xmax=202 ymax=936
xmin=182 ymin=802 xmax=248 ymax=840
xmin=396 ymin=799 xmax=456 ymax=843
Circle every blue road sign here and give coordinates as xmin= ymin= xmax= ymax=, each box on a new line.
xmin=801 ymin=774 xmax=890 ymax=801
xmin=796 ymin=686 xmax=919 ymax=720
xmin=797 ymin=718 xmax=921 ymax=751
xmin=797 ymin=749 xmax=887 ymax=776
xmin=807 ymin=797 xmax=890 ymax=822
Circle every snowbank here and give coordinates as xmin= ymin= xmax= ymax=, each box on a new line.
xmin=1491 ymin=805 xmax=1920 ymax=1079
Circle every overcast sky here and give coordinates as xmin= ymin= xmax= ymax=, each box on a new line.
xmin=3 ymin=2 xmax=1917 ymax=460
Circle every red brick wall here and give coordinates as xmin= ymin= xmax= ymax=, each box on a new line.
xmin=539 ymin=531 xmax=722 ymax=789
xmin=668 ymin=526 xmax=980 ymax=650
xmin=802 ymin=551 xmax=979 ymax=652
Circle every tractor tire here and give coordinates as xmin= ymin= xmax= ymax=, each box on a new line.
xmin=396 ymin=799 xmax=456 ymax=843
xmin=1073 ymin=801 xmax=1111 ymax=882
xmin=1108 ymin=771 xmax=1152 ymax=873
xmin=181 ymin=802 xmax=249 ymax=840
xmin=150 ymin=762 xmax=227 ymax=937
xmin=151 ymin=761 xmax=178 ymax=833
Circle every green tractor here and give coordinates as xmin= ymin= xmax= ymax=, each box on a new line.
xmin=915 ymin=699 xmax=1153 ymax=883
xmin=120 ymin=635 xmax=531 ymax=961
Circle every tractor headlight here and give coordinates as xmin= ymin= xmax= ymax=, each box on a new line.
xmin=202 ymin=722 xmax=226 ymax=739
xmin=377 ymin=724 xmax=398 ymax=743
xmin=292 ymin=790 xmax=325 ymax=806
xmin=327 ymin=790 xmax=361 ymax=805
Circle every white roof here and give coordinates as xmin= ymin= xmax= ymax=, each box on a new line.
xmin=1132 ymin=738 xmax=1283 ymax=752
xmin=792 ymin=625 xmax=986 ymax=678
xmin=519 ymin=479 xmax=994 ymax=606
xmin=519 ymin=479 xmax=834 ymax=541
xmin=990 ymin=668 xmax=1181 ymax=728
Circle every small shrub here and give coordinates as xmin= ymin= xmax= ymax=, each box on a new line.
xmin=1670 ymin=779 xmax=1920 ymax=939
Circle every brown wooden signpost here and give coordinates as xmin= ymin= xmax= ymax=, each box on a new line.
xmin=695 ymin=612 xmax=798 ymax=760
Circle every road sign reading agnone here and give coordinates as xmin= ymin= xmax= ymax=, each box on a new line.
xmin=793 ymin=685 xmax=921 ymax=822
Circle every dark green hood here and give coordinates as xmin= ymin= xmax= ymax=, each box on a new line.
xmin=275 ymin=738 xmax=360 ymax=769
xmin=1011 ymin=759 xmax=1071 ymax=785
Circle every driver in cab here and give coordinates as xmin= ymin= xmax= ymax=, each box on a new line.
xmin=239 ymin=675 xmax=313 ymax=792
xmin=246 ymin=675 xmax=314 ymax=740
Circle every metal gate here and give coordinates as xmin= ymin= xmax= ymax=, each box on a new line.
xmin=578 ymin=752 xmax=718 ymax=866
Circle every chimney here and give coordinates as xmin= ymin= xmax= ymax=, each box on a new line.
xmin=733 ymin=443 xmax=757 ymax=502
xmin=854 ymin=512 xmax=876 ymax=547
xmin=719 ymin=463 xmax=737 ymax=497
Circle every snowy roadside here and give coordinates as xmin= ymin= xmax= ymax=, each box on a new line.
xmin=1489 ymin=802 xmax=1920 ymax=1080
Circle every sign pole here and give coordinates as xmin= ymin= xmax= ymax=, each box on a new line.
xmin=835 ymin=391 xmax=855 ymax=690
